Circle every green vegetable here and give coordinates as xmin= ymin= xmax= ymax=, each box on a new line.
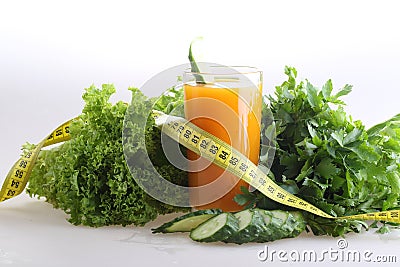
xmin=253 ymin=209 xmax=306 ymax=242
xmin=238 ymin=66 xmax=400 ymax=236
xmin=27 ymin=84 xmax=189 ymax=227
xmin=157 ymin=209 xmax=306 ymax=244
xmin=188 ymin=37 xmax=206 ymax=84
xmin=267 ymin=210 xmax=290 ymax=237
xmin=291 ymin=211 xmax=308 ymax=236
xmin=25 ymin=65 xmax=400 ymax=238
xmin=152 ymin=209 xmax=222 ymax=233
xmin=190 ymin=212 xmax=240 ymax=242
xmin=223 ymin=209 xmax=266 ymax=244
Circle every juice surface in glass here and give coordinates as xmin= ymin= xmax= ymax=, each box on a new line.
xmin=184 ymin=77 xmax=262 ymax=212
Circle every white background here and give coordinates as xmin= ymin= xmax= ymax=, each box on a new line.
xmin=1 ymin=0 xmax=400 ymax=266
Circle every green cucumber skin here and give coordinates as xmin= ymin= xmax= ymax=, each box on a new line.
xmin=190 ymin=213 xmax=239 ymax=243
xmin=224 ymin=209 xmax=266 ymax=244
xmin=262 ymin=210 xmax=306 ymax=243
xmin=152 ymin=209 xmax=222 ymax=233
xmin=269 ymin=210 xmax=295 ymax=240
xmin=290 ymin=211 xmax=307 ymax=236
xmin=252 ymin=209 xmax=280 ymax=242
xmin=154 ymin=208 xmax=306 ymax=244
xmin=236 ymin=209 xmax=306 ymax=243
xmin=165 ymin=214 xmax=217 ymax=233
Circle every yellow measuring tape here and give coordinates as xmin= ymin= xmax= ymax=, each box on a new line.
xmin=2 ymin=111 xmax=400 ymax=224
xmin=152 ymin=111 xmax=400 ymax=223
xmin=0 ymin=120 xmax=72 ymax=202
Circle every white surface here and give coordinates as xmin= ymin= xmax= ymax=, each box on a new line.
xmin=1 ymin=0 xmax=400 ymax=266
xmin=1 ymin=194 xmax=400 ymax=267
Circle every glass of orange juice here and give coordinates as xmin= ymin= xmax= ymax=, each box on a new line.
xmin=183 ymin=65 xmax=262 ymax=212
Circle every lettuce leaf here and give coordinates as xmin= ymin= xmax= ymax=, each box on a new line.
xmin=27 ymin=84 xmax=189 ymax=227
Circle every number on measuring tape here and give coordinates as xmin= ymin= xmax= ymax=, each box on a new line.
xmin=169 ymin=121 xmax=179 ymax=130
xmin=309 ymin=206 xmax=318 ymax=212
xmin=298 ymin=201 xmax=308 ymax=208
xmin=200 ymin=139 xmax=208 ymax=149
xmin=239 ymin=162 xmax=248 ymax=172
xmin=15 ymin=170 xmax=24 ymax=179
xmin=55 ymin=129 xmax=63 ymax=137
xmin=258 ymin=177 xmax=266 ymax=186
xmin=191 ymin=135 xmax=200 ymax=144
xmin=183 ymin=129 xmax=192 ymax=139
xmin=229 ymin=157 xmax=239 ymax=166
xmin=267 ymin=185 xmax=275 ymax=194
xmin=276 ymin=192 xmax=286 ymax=199
xmin=218 ymin=150 xmax=229 ymax=161
xmin=249 ymin=169 xmax=257 ymax=179
xmin=19 ymin=160 xmax=28 ymax=169
xmin=209 ymin=144 xmax=219 ymax=155
xmin=177 ymin=125 xmax=184 ymax=134
xmin=365 ymin=213 xmax=375 ymax=219
xmin=11 ymin=179 xmax=20 ymax=188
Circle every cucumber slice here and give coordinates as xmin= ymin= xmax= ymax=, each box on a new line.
xmin=190 ymin=213 xmax=239 ymax=242
xmin=252 ymin=209 xmax=276 ymax=242
xmin=253 ymin=209 xmax=289 ymax=242
xmin=153 ymin=208 xmax=306 ymax=244
xmin=270 ymin=210 xmax=293 ymax=238
xmin=224 ymin=209 xmax=266 ymax=244
xmin=290 ymin=211 xmax=307 ymax=236
xmin=270 ymin=210 xmax=289 ymax=225
xmin=152 ymin=209 xmax=222 ymax=233
xmin=272 ymin=210 xmax=306 ymax=237
xmin=188 ymin=37 xmax=206 ymax=83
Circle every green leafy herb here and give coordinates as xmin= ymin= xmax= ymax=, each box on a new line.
xmin=27 ymin=84 xmax=189 ymax=227
xmin=237 ymin=66 xmax=400 ymax=237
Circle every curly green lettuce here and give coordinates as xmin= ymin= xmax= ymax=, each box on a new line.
xmin=27 ymin=84 xmax=189 ymax=227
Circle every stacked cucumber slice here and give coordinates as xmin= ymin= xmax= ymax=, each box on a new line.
xmin=152 ymin=209 xmax=306 ymax=244
xmin=190 ymin=213 xmax=239 ymax=242
xmin=152 ymin=209 xmax=222 ymax=233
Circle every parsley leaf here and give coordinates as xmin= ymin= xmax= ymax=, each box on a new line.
xmin=244 ymin=66 xmax=400 ymax=237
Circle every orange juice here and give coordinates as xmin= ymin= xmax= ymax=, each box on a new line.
xmin=184 ymin=79 xmax=262 ymax=212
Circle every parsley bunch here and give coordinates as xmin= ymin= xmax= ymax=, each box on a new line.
xmin=250 ymin=67 xmax=400 ymax=236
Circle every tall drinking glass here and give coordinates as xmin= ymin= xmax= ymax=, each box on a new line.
xmin=183 ymin=65 xmax=262 ymax=212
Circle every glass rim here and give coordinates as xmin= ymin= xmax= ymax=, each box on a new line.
xmin=183 ymin=65 xmax=262 ymax=75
